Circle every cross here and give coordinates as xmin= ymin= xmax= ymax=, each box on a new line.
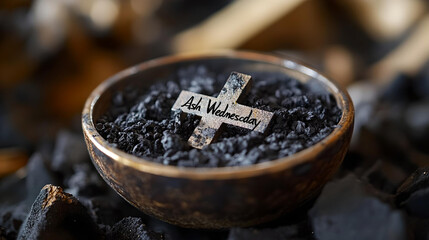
xmin=172 ymin=72 xmax=274 ymax=149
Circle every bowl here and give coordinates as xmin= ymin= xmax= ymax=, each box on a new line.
xmin=82 ymin=50 xmax=354 ymax=229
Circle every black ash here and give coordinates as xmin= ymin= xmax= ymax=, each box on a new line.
xmin=96 ymin=66 xmax=341 ymax=167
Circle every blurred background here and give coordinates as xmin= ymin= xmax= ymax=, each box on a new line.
xmin=1 ymin=0 xmax=429 ymax=180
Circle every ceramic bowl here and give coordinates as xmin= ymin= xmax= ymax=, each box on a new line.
xmin=82 ymin=50 xmax=354 ymax=229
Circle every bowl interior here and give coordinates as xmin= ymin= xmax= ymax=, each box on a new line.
xmin=93 ymin=56 xmax=340 ymax=120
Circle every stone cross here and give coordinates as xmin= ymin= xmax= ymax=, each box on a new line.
xmin=172 ymin=72 xmax=274 ymax=149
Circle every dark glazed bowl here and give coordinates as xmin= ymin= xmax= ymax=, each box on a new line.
xmin=82 ymin=50 xmax=354 ymax=229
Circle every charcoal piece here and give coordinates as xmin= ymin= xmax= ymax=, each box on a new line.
xmin=144 ymin=216 xmax=228 ymax=240
xmin=80 ymin=195 xmax=125 ymax=226
xmin=309 ymin=174 xmax=406 ymax=240
xmin=363 ymin=160 xmax=409 ymax=194
xmin=97 ymin=66 xmax=341 ymax=167
xmin=26 ymin=152 xmax=59 ymax=205
xmin=396 ymin=167 xmax=429 ymax=203
xmin=51 ymin=130 xmax=89 ymax=174
xmin=401 ymin=188 xmax=429 ymax=218
xmin=161 ymin=131 xmax=187 ymax=152
xmin=0 ymin=203 xmax=27 ymax=240
xmin=355 ymin=100 xmax=417 ymax=174
xmin=176 ymin=65 xmax=219 ymax=96
xmin=304 ymin=78 xmax=331 ymax=97
xmin=107 ymin=217 xmax=163 ymax=240
xmin=404 ymin=102 xmax=429 ymax=154
xmin=0 ymin=173 xmax=26 ymax=206
xmin=65 ymin=163 xmax=107 ymax=197
xmin=406 ymin=217 xmax=429 ymax=240
xmin=346 ymin=82 xmax=378 ymax=150
xmin=379 ymin=74 xmax=413 ymax=103
xmin=396 ymin=167 xmax=429 ymax=217
xmin=0 ymin=227 xmax=6 ymax=240
xmin=0 ymin=173 xmax=27 ymax=239
xmin=18 ymin=184 xmax=101 ymax=240
xmin=227 ymin=226 xmax=304 ymax=240
xmin=414 ymin=60 xmax=429 ymax=99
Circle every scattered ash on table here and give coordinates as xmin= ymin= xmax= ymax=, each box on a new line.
xmin=96 ymin=65 xmax=342 ymax=167
xmin=2 ymin=62 xmax=429 ymax=240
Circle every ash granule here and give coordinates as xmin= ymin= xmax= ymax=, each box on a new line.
xmin=96 ymin=65 xmax=341 ymax=167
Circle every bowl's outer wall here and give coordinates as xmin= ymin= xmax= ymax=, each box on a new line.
xmin=84 ymin=123 xmax=352 ymax=228
xmin=82 ymin=52 xmax=354 ymax=228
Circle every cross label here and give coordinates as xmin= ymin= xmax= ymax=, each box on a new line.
xmin=172 ymin=72 xmax=274 ymax=149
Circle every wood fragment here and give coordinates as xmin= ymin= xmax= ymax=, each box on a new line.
xmin=335 ymin=0 xmax=426 ymax=40
xmin=172 ymin=0 xmax=305 ymax=52
xmin=370 ymin=15 xmax=429 ymax=84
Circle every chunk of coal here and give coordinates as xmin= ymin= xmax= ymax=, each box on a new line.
xmin=363 ymin=160 xmax=409 ymax=194
xmin=0 ymin=172 xmax=26 ymax=206
xmin=309 ymin=174 xmax=406 ymax=240
xmin=26 ymin=152 xmax=59 ymax=205
xmin=65 ymin=163 xmax=107 ymax=197
xmin=107 ymin=217 xmax=164 ymax=240
xmin=414 ymin=60 xmax=429 ymax=99
xmin=406 ymin=217 xmax=429 ymax=240
xmin=97 ymin=66 xmax=341 ymax=167
xmin=227 ymin=225 xmax=304 ymax=240
xmin=0 ymin=173 xmax=28 ymax=239
xmin=143 ymin=215 xmax=228 ymax=240
xmin=18 ymin=184 xmax=101 ymax=240
xmin=404 ymin=102 xmax=429 ymax=154
xmin=396 ymin=167 xmax=429 ymax=203
xmin=401 ymin=188 xmax=429 ymax=218
xmin=51 ymin=130 xmax=90 ymax=174
xmin=347 ymin=82 xmax=378 ymax=150
xmin=0 ymin=203 xmax=27 ymax=240
xmin=0 ymin=227 xmax=6 ymax=240
xmin=80 ymin=196 xmax=123 ymax=226
xmin=379 ymin=74 xmax=414 ymax=103
xmin=396 ymin=167 xmax=429 ymax=218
